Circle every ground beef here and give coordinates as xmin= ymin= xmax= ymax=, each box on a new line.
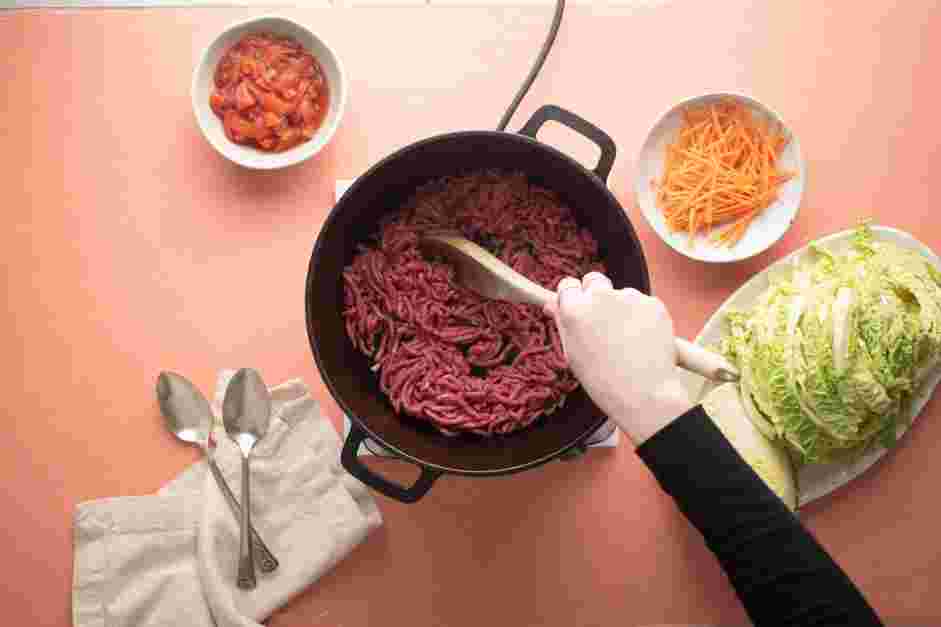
xmin=342 ymin=171 xmax=605 ymax=435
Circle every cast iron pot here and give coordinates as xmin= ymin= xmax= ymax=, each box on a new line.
xmin=306 ymin=105 xmax=651 ymax=503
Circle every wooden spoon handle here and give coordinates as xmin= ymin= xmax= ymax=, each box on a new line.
xmin=674 ymin=338 xmax=740 ymax=382
xmin=517 ymin=282 xmax=555 ymax=307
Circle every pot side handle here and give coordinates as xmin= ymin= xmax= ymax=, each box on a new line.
xmin=518 ymin=105 xmax=617 ymax=183
xmin=341 ymin=422 xmax=442 ymax=503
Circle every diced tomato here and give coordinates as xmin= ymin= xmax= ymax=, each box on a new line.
xmin=276 ymin=127 xmax=303 ymax=151
xmin=214 ymin=60 xmax=238 ymax=88
xmin=275 ymin=69 xmax=299 ymax=91
xmin=241 ymin=35 xmax=269 ymax=49
xmin=297 ymin=56 xmax=316 ymax=78
xmin=235 ymin=82 xmax=256 ymax=111
xmin=240 ymin=57 xmax=257 ymax=77
xmin=224 ymin=110 xmax=258 ymax=142
xmin=253 ymin=67 xmax=277 ymax=91
xmin=264 ymin=44 xmax=293 ymax=64
xmin=260 ymin=91 xmax=296 ymax=115
xmin=298 ymin=97 xmax=319 ymax=124
xmin=209 ymin=91 xmax=226 ymax=116
xmin=222 ymin=111 xmax=242 ymax=143
xmin=243 ymin=80 xmax=262 ymax=98
xmin=225 ymin=86 xmax=240 ymax=108
xmin=210 ymin=32 xmax=328 ymax=153
xmin=255 ymin=119 xmax=276 ymax=143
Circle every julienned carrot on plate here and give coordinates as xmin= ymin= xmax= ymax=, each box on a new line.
xmin=652 ymin=99 xmax=794 ymax=247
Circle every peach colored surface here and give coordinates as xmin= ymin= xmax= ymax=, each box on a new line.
xmin=2 ymin=2 xmax=941 ymax=625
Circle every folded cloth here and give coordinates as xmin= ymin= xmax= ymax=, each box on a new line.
xmin=72 ymin=371 xmax=382 ymax=627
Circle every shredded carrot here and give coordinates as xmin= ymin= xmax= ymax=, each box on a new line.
xmin=653 ymin=99 xmax=794 ymax=248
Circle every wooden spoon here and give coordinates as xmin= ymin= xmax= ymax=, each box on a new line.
xmin=419 ymin=232 xmax=739 ymax=383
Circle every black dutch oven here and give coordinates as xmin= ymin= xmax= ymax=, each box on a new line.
xmin=305 ymin=105 xmax=651 ymax=503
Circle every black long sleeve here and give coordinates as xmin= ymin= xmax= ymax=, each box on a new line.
xmin=636 ymin=405 xmax=883 ymax=627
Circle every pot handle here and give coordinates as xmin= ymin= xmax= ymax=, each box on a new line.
xmin=518 ymin=105 xmax=617 ymax=183
xmin=341 ymin=422 xmax=442 ymax=503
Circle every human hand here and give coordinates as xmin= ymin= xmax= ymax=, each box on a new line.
xmin=546 ymin=273 xmax=693 ymax=445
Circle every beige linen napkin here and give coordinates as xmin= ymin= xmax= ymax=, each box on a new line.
xmin=72 ymin=371 xmax=382 ymax=627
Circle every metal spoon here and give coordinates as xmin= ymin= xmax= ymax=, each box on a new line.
xmin=156 ymin=372 xmax=279 ymax=574
xmin=419 ymin=232 xmax=739 ymax=383
xmin=222 ymin=368 xmax=272 ymax=590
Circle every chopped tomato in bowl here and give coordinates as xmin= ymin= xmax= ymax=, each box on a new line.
xmin=210 ymin=33 xmax=329 ymax=153
xmin=192 ymin=16 xmax=346 ymax=169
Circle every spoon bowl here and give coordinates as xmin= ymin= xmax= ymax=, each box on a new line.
xmin=223 ymin=369 xmax=271 ymax=453
xmin=157 ymin=372 xmax=212 ymax=447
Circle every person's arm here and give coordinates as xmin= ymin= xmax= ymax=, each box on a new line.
xmin=546 ymin=273 xmax=882 ymax=627
xmin=637 ymin=405 xmax=882 ymax=627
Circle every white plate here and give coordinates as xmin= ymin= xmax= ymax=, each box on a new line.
xmin=677 ymin=225 xmax=941 ymax=506
xmin=191 ymin=16 xmax=347 ymax=170
xmin=634 ymin=92 xmax=805 ymax=263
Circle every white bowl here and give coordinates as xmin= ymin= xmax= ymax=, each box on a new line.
xmin=191 ymin=15 xmax=347 ymax=170
xmin=633 ymin=92 xmax=805 ymax=263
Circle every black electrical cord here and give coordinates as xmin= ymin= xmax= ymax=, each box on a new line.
xmin=496 ymin=0 xmax=566 ymax=132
